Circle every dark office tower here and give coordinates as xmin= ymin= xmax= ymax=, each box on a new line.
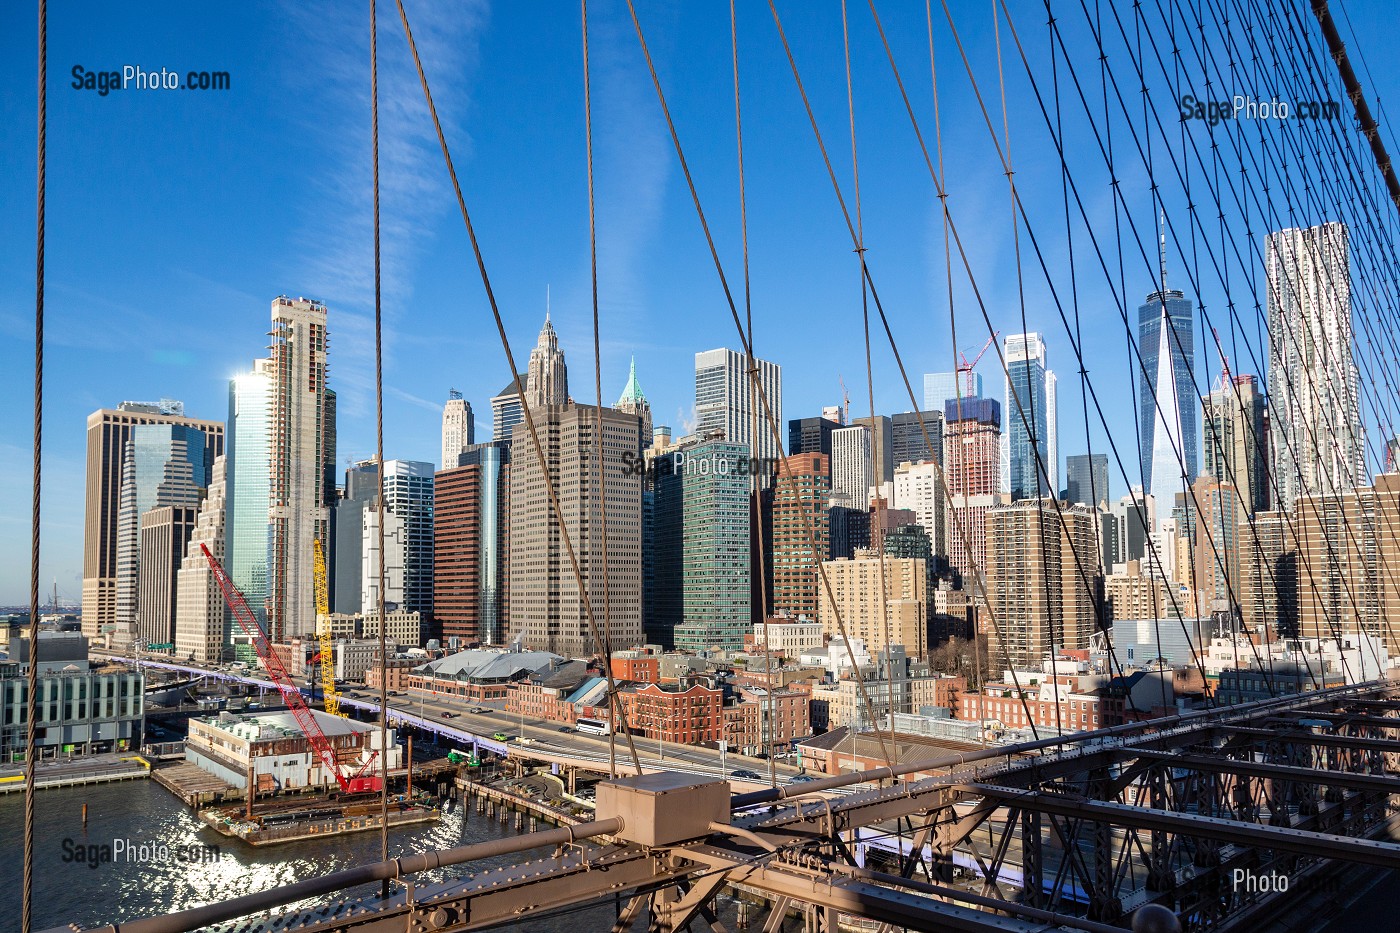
xmin=82 ymin=401 xmax=223 ymax=641
xmin=769 ymin=453 xmax=830 ymax=620
xmin=434 ymin=441 xmax=510 ymax=646
xmin=1139 ymin=221 xmax=1198 ymax=516
xmin=1065 ymin=453 xmax=1110 ymax=508
xmin=788 ymin=417 xmax=841 ymax=459
xmin=1003 ymin=332 xmax=1057 ymax=500
xmin=828 ymin=505 xmax=871 ymax=561
xmin=891 ymin=410 xmax=943 ymax=467
xmin=490 ymin=375 xmax=527 ymax=443
xmin=852 ymin=415 xmax=894 ymax=484
xmin=1203 ymin=374 xmax=1269 ymax=515
xmin=332 ymin=460 xmax=378 ymax=614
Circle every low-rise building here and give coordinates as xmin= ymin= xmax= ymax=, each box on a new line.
xmin=364 ymin=657 xmax=418 ymax=692
xmin=616 ymin=682 xmax=723 ymax=744
xmin=408 ymin=648 xmax=563 ymax=702
xmin=185 ymin=709 xmax=401 ymax=793
xmin=0 ymin=663 xmax=144 ymax=761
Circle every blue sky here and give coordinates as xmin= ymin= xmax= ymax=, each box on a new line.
xmin=3 ymin=1 xmax=1398 ymax=605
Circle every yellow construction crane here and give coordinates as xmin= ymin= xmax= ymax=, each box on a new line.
xmin=312 ymin=538 xmax=341 ymax=717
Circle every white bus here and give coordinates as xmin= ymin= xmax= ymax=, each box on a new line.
xmin=575 ymin=717 xmax=610 ymax=736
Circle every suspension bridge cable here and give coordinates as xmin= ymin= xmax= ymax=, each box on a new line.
xmin=391 ymin=0 xmax=644 ymax=775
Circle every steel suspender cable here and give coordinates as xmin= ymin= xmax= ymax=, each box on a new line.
xmin=22 ymin=1 xmax=47 ymax=931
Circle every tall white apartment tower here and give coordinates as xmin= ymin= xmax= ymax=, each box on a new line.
xmin=267 ymin=297 xmax=336 ymax=641
xmin=1266 ymin=222 xmax=1364 ymax=509
xmin=175 ymin=455 xmax=229 ymax=664
xmin=694 ymin=348 xmax=781 ymax=483
xmin=832 ymin=425 xmax=873 ymax=509
xmin=441 ymin=390 xmax=475 ymax=469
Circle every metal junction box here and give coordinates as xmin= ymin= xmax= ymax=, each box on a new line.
xmin=595 ymin=772 xmax=730 ymax=847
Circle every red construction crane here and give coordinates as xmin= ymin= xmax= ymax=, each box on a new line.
xmin=958 ymin=332 xmax=998 ymax=396
xmin=200 ymin=543 xmax=381 ymax=794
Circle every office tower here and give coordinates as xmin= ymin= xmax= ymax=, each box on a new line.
xmin=852 ymin=415 xmax=894 ymax=485
xmin=821 ymin=405 xmax=844 ymax=425
xmin=510 ymin=401 xmax=643 ymax=656
xmin=943 ymin=397 xmax=1002 ymax=590
xmin=81 ymin=401 xmax=223 ymax=639
xmin=818 ymin=549 xmax=928 ymax=659
xmin=136 ymin=505 xmax=198 ymax=650
xmin=884 ymin=522 xmax=938 ymax=608
xmin=382 ymin=460 xmax=435 ymax=631
xmin=1065 ymin=453 xmax=1110 ymax=508
xmin=924 ymin=371 xmax=981 ymax=413
xmin=891 ymin=410 xmax=943 ymax=467
xmin=1203 ymin=373 xmax=1268 ymax=516
xmin=1266 ymin=222 xmax=1363 ymax=510
xmin=434 ymin=442 xmax=510 ymax=646
xmin=769 ymin=453 xmax=830 ymax=619
xmin=175 ymin=455 xmax=228 ymax=664
xmin=1139 ymin=228 xmax=1198 ymax=516
xmin=267 ymin=297 xmax=337 ymax=641
xmin=1002 ymin=332 xmax=1058 ymax=500
xmin=789 ymin=417 xmax=841 ymax=460
xmin=832 ymin=425 xmax=873 ymax=508
xmin=441 ymin=390 xmax=475 ymax=470
xmin=1238 ymin=510 xmax=1297 ymax=639
xmin=985 ymin=498 xmax=1102 ymax=668
xmin=694 ymin=348 xmax=782 ymax=479
xmin=827 ymin=503 xmax=872 ymax=560
xmin=893 ymin=460 xmax=947 ymax=557
xmin=1295 ymin=475 xmax=1400 ymax=655
xmin=1387 ymin=434 xmax=1400 ymax=473
xmin=362 ymin=506 xmax=406 ymax=615
xmin=225 ymin=362 xmax=272 ymax=645
xmin=1100 ymin=489 xmax=1153 ymax=574
xmin=332 ymin=460 xmax=379 ymax=615
xmin=113 ymin=424 xmax=210 ymax=636
xmin=525 ymin=314 xmax=569 ymax=408
xmin=490 ymin=375 xmax=526 ymax=442
xmin=1191 ymin=476 xmax=1243 ymax=617
xmin=615 ymin=357 xmax=653 ymax=456
xmin=652 ymin=440 xmax=752 ymax=651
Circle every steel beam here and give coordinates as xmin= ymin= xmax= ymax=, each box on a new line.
xmin=1125 ymin=749 xmax=1399 ymax=795
xmin=966 ymin=784 xmax=1400 ymax=868
xmin=1223 ymin=725 xmax=1400 ymax=754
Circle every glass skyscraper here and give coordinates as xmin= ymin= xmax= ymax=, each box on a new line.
xmin=1138 ymin=275 xmax=1198 ymax=503
xmin=1003 ymin=333 xmax=1057 ymax=500
xmin=225 ymin=363 xmax=272 ymax=641
xmin=924 ymin=370 xmax=982 ymax=414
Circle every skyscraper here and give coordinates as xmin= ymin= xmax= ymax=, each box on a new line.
xmin=490 ymin=375 xmax=526 ymax=443
xmin=1065 ymin=453 xmax=1109 ymax=508
xmin=82 ymin=401 xmax=223 ymax=640
xmin=136 ymin=505 xmax=198 ymax=650
xmin=434 ymin=441 xmax=510 ymax=646
xmin=985 ymin=498 xmax=1102 ymax=669
xmin=943 ymin=397 xmax=1002 ymax=590
xmin=831 ymin=425 xmax=873 ymax=508
xmin=1002 ymin=332 xmax=1058 ymax=500
xmin=441 ymin=390 xmax=475 ymax=470
xmin=851 ymin=415 xmax=894 ymax=485
xmin=770 ymin=453 xmax=831 ymax=619
xmin=788 ymin=416 xmax=841 ymax=460
xmin=694 ymin=348 xmax=781 ymax=478
xmin=1139 ymin=226 xmax=1198 ymax=517
xmin=526 ymin=314 xmax=569 ymax=408
xmin=891 ymin=410 xmax=943 ymax=467
xmin=892 ymin=460 xmax=947 ymax=557
xmin=924 ymin=371 xmax=981 ymax=414
xmin=267 ymin=297 xmax=337 ymax=641
xmin=510 ymin=391 xmax=642 ymax=656
xmin=362 ymin=507 xmax=406 ymax=615
xmin=652 ymin=440 xmax=752 ymax=651
xmin=1202 ymin=374 xmax=1268 ymax=515
xmin=332 ymin=460 xmax=379 ymax=615
xmin=113 ymin=423 xmax=210 ymax=638
xmin=1266 ymin=222 xmax=1363 ymax=509
xmin=175 ymin=454 xmax=229 ymax=664
xmin=225 ymin=362 xmax=272 ymax=647
xmin=615 ymin=357 xmax=653 ymax=456
xmin=382 ymin=460 xmax=435 ymax=631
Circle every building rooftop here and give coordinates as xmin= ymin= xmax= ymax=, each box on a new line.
xmin=417 ymin=648 xmax=563 ymax=683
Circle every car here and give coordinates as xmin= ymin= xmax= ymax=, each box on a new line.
xmin=730 ymin=769 xmax=762 ymax=780
xmin=789 ymin=774 xmax=817 ymax=783
xmin=441 ymin=712 xmax=456 ymax=719
xmin=557 ymin=726 xmax=575 ymax=733
xmin=493 ymin=732 xmax=510 ymax=742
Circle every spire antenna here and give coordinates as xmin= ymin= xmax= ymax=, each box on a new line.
xmin=546 ymin=283 xmax=551 ymax=323
xmin=1158 ymin=209 xmax=1167 ymax=292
